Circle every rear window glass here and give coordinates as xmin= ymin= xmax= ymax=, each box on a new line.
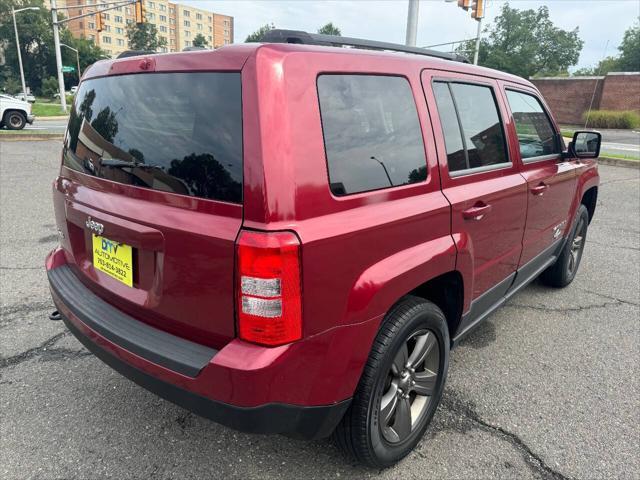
xmin=64 ymin=72 xmax=243 ymax=203
xmin=317 ymin=75 xmax=427 ymax=196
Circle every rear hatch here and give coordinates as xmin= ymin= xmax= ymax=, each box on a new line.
xmin=54 ymin=65 xmax=244 ymax=349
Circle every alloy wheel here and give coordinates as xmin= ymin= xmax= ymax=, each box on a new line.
xmin=568 ymin=216 xmax=587 ymax=276
xmin=379 ymin=329 xmax=440 ymax=444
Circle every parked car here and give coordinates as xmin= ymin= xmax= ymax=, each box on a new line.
xmin=0 ymin=94 xmax=35 ymax=130
xmin=45 ymin=30 xmax=601 ymax=468
xmin=13 ymin=92 xmax=36 ymax=103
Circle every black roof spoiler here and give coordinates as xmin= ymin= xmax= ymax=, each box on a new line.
xmin=261 ymin=29 xmax=470 ymax=64
xmin=116 ymin=50 xmax=155 ymax=59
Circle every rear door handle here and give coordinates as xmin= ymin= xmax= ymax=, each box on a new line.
xmin=531 ymin=183 xmax=548 ymax=196
xmin=462 ymin=203 xmax=492 ymax=221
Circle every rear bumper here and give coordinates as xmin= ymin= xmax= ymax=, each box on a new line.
xmin=45 ymin=248 xmax=380 ymax=439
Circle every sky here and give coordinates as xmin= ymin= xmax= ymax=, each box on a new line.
xmin=179 ymin=0 xmax=640 ymax=71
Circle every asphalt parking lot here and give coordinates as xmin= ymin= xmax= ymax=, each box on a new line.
xmin=1 ymin=139 xmax=638 ymax=480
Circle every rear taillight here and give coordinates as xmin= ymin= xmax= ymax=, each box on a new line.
xmin=236 ymin=230 xmax=302 ymax=346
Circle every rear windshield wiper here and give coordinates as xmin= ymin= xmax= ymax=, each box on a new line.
xmin=99 ymin=158 xmax=164 ymax=170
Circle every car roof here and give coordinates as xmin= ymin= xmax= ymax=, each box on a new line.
xmin=82 ymin=42 xmax=533 ymax=89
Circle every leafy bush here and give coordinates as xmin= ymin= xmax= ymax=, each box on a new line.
xmin=41 ymin=77 xmax=59 ymax=98
xmin=583 ymin=110 xmax=640 ymax=129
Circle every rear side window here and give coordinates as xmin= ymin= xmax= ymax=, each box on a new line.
xmin=433 ymin=81 xmax=509 ymax=173
xmin=506 ymin=90 xmax=560 ymax=160
xmin=317 ymin=75 xmax=427 ymax=196
xmin=64 ymin=72 xmax=243 ymax=203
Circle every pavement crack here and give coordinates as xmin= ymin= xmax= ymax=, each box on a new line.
xmin=441 ymin=392 xmax=571 ymax=480
xmin=578 ymin=289 xmax=640 ymax=307
xmin=0 ymin=331 xmax=69 ymax=369
xmin=504 ymin=301 xmax=620 ymax=314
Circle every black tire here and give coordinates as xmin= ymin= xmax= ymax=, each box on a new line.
xmin=4 ymin=110 xmax=27 ymax=130
xmin=541 ymin=204 xmax=589 ymax=288
xmin=333 ymin=296 xmax=449 ymax=468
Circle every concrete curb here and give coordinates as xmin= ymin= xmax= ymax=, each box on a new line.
xmin=598 ymin=157 xmax=640 ymax=169
xmin=35 ymin=115 xmax=69 ymax=120
xmin=0 ymin=133 xmax=63 ymax=141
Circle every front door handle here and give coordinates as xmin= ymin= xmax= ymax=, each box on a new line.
xmin=531 ymin=183 xmax=548 ymax=196
xmin=462 ymin=203 xmax=492 ymax=221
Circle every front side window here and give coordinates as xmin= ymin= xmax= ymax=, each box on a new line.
xmin=64 ymin=72 xmax=243 ymax=203
xmin=506 ymin=90 xmax=560 ymax=160
xmin=433 ymin=81 xmax=508 ymax=173
xmin=317 ymin=75 xmax=427 ymax=196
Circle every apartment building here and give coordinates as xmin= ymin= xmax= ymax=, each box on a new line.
xmin=56 ymin=0 xmax=234 ymax=57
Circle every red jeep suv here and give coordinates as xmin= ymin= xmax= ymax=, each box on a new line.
xmin=46 ymin=31 xmax=600 ymax=467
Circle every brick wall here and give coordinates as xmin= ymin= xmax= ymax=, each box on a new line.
xmin=599 ymin=73 xmax=640 ymax=112
xmin=531 ymin=73 xmax=640 ymax=125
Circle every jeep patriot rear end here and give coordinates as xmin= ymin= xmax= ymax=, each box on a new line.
xmin=46 ymin=31 xmax=600 ymax=467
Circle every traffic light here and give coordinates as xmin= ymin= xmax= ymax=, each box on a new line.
xmin=135 ymin=0 xmax=145 ymax=24
xmin=95 ymin=12 xmax=104 ymax=32
xmin=471 ymin=0 xmax=485 ymax=19
xmin=457 ymin=0 xmax=471 ymax=10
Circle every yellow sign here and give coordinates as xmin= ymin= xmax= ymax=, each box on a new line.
xmin=92 ymin=234 xmax=133 ymax=287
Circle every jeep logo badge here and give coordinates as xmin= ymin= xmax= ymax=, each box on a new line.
xmin=85 ymin=216 xmax=104 ymax=235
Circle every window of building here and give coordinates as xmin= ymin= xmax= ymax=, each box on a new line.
xmin=432 ymin=81 xmax=508 ymax=173
xmin=208 ymin=16 xmax=212 ymax=22
xmin=115 ymin=27 xmax=123 ymax=34
xmin=317 ymin=75 xmax=427 ymax=196
xmin=160 ymin=47 xmax=167 ymax=52
xmin=506 ymin=90 xmax=560 ymax=160
xmin=160 ymin=14 xmax=166 ymax=22
xmin=169 ymin=18 xmax=175 ymax=25
xmin=78 ymin=21 xmax=83 ymax=28
xmin=116 ymin=38 xmax=124 ymax=46
xmin=102 ymin=35 xmax=112 ymax=43
xmin=104 ymin=13 xmax=110 ymax=20
xmin=169 ymin=7 xmax=174 ymax=14
xmin=197 ymin=23 xmax=202 ymax=30
xmin=125 ymin=7 xmax=131 ymax=14
xmin=147 ymin=12 xmax=155 ymax=20
xmin=170 ymin=38 xmax=175 ymax=45
xmin=184 ymin=20 xmax=190 ymax=27
xmin=114 ymin=15 xmax=122 ymax=23
xmin=196 ymin=13 xmax=202 ymax=20
xmin=184 ymin=40 xmax=191 ymax=47
xmin=160 ymin=35 xmax=166 ymax=43
xmin=208 ymin=35 xmax=212 ymax=41
xmin=224 ymin=20 xmax=229 ymax=26
xmin=89 ymin=34 xmax=95 ymax=40
xmin=224 ymin=29 xmax=229 ymax=35
xmin=159 ymin=3 xmax=166 ymax=11
xmin=208 ymin=26 xmax=212 ymax=32
xmin=183 ymin=10 xmax=190 ymax=16
xmin=170 ymin=28 xmax=175 ymax=35
xmin=159 ymin=25 xmax=167 ymax=32
xmin=126 ymin=19 xmax=133 ymax=25
xmin=104 ymin=24 xmax=111 ymax=32
xmin=185 ymin=30 xmax=191 ymax=37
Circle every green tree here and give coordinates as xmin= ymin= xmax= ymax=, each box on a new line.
xmin=318 ymin=22 xmax=341 ymax=36
xmin=574 ymin=22 xmax=639 ymax=76
xmin=0 ymin=0 xmax=108 ymax=94
xmin=192 ymin=33 xmax=209 ymax=48
xmin=616 ymin=21 xmax=640 ymax=71
xmin=41 ymin=77 xmax=59 ymax=97
xmin=1 ymin=75 xmax=21 ymax=95
xmin=459 ymin=4 xmax=583 ymax=78
xmin=126 ymin=22 xmax=167 ymax=51
xmin=245 ymin=23 xmax=274 ymax=42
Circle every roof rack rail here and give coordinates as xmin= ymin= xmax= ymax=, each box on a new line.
xmin=116 ymin=50 xmax=155 ymax=59
xmin=261 ymin=29 xmax=469 ymax=64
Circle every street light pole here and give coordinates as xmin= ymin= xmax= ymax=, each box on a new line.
xmin=50 ymin=0 xmax=67 ymax=112
xmin=60 ymin=44 xmax=81 ymax=84
xmin=405 ymin=0 xmax=419 ymax=47
xmin=11 ymin=7 xmax=40 ymax=101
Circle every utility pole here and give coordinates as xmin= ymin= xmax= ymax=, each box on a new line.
xmin=11 ymin=7 xmax=40 ymax=101
xmin=405 ymin=0 xmax=419 ymax=47
xmin=473 ymin=18 xmax=482 ymax=65
xmin=50 ymin=0 xmax=67 ymax=112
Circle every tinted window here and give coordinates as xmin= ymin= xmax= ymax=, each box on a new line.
xmin=432 ymin=82 xmax=466 ymax=172
xmin=317 ymin=75 xmax=427 ymax=196
xmin=64 ymin=72 xmax=243 ymax=203
xmin=506 ymin=90 xmax=559 ymax=159
xmin=449 ymin=83 xmax=508 ymax=169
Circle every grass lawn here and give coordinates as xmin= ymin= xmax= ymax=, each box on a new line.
xmin=600 ymin=152 xmax=640 ymax=161
xmin=32 ymin=102 xmax=68 ymax=116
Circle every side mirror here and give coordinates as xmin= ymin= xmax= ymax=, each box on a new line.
xmin=569 ymin=131 xmax=602 ymax=159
